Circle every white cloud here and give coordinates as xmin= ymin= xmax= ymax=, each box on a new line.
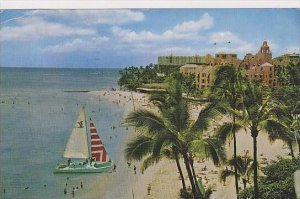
xmin=111 ymin=26 xmax=161 ymax=42
xmin=208 ymin=31 xmax=244 ymax=45
xmin=27 ymin=10 xmax=145 ymax=25
xmin=1 ymin=17 xmax=96 ymax=41
xmin=43 ymin=36 xmax=109 ymax=53
xmin=111 ymin=13 xmax=213 ymax=43
xmin=111 ymin=26 xmax=200 ymax=44
xmin=172 ymin=13 xmax=214 ymax=33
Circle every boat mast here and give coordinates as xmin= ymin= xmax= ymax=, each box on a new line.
xmin=83 ymin=106 xmax=92 ymax=159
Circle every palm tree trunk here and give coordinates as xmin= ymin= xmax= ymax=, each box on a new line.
xmin=175 ymin=153 xmax=187 ymax=191
xmin=252 ymin=131 xmax=259 ymax=199
xmin=186 ymin=91 xmax=190 ymax=105
xmin=190 ymin=156 xmax=201 ymax=195
xmin=183 ymin=153 xmax=201 ymax=199
xmin=297 ymin=138 xmax=300 ymax=156
xmin=288 ymin=141 xmax=295 ymax=158
xmin=232 ymin=115 xmax=239 ymax=198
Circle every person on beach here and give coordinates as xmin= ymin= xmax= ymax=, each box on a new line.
xmin=72 ymin=190 xmax=75 ymax=198
xmin=127 ymin=162 xmax=131 ymax=168
xmin=147 ymin=184 xmax=151 ymax=195
xmin=64 ymin=188 xmax=67 ymax=195
xmin=81 ymin=182 xmax=83 ymax=188
xmin=134 ymin=165 xmax=137 ymax=174
xmin=113 ymin=164 xmax=117 ymax=172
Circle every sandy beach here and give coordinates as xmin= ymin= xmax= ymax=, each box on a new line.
xmin=88 ymin=90 xmax=292 ymax=199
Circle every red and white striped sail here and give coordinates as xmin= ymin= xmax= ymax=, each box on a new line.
xmin=89 ymin=119 xmax=110 ymax=162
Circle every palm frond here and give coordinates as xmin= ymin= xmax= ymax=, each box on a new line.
xmin=215 ymin=122 xmax=242 ymax=144
xmin=125 ymin=135 xmax=154 ymax=161
xmin=190 ymin=137 xmax=226 ymax=165
xmin=191 ymin=102 xmax=223 ymax=132
xmin=126 ymin=109 xmax=169 ymax=135
xmin=259 ymin=118 xmax=291 ymax=143
xmin=149 ymin=93 xmax=168 ymax=112
xmin=152 ymin=132 xmax=180 ymax=157
xmin=167 ymin=102 xmax=189 ymax=132
xmin=141 ymin=155 xmax=161 ymax=172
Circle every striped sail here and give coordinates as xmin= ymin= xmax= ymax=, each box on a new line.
xmin=89 ymin=119 xmax=110 ymax=162
xmin=63 ymin=107 xmax=89 ymax=159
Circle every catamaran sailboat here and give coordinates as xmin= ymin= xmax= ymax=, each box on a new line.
xmin=54 ymin=106 xmax=113 ymax=173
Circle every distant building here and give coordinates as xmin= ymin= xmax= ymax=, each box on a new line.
xmin=241 ymin=41 xmax=273 ymax=70
xmin=246 ymin=62 xmax=276 ymax=86
xmin=214 ymin=53 xmax=241 ymax=66
xmin=180 ymin=64 xmax=216 ymax=89
xmin=273 ymin=53 xmax=300 ymax=67
xmin=162 ymin=41 xmax=294 ymax=88
xmin=240 ymin=41 xmax=276 ymax=86
xmin=158 ymin=53 xmax=240 ymax=74
xmin=158 ymin=54 xmax=214 ymax=74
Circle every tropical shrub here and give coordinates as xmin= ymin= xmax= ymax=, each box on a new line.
xmin=239 ymin=158 xmax=300 ymax=199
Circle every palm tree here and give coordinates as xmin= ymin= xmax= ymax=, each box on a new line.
xmin=272 ymin=102 xmax=300 ymax=158
xmin=219 ymin=155 xmax=253 ymax=190
xmin=125 ymin=75 xmax=226 ymax=199
xmin=242 ymin=81 xmax=289 ymax=199
xmin=212 ymin=64 xmax=245 ymax=197
xmin=125 ymin=134 xmax=187 ymax=191
xmin=272 ymin=86 xmax=300 ymax=156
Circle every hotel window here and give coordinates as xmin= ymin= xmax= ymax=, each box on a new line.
xmin=202 ymin=79 xmax=206 ymax=83
xmin=202 ymin=73 xmax=206 ymax=77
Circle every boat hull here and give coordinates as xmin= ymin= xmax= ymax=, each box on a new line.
xmin=53 ymin=162 xmax=113 ymax=173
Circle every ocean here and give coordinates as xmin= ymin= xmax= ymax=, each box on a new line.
xmin=0 ymin=67 xmax=132 ymax=199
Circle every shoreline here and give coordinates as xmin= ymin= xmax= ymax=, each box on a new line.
xmin=88 ymin=89 xmax=292 ymax=199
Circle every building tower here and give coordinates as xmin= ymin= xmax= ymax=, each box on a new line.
xmin=257 ymin=41 xmax=272 ymax=65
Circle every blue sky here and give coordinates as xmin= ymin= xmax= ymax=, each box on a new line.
xmin=1 ymin=9 xmax=299 ymax=68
